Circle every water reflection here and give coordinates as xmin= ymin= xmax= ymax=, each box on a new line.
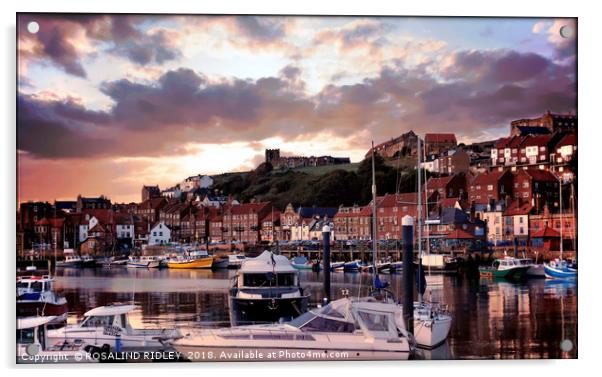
xmin=52 ymin=268 xmax=577 ymax=359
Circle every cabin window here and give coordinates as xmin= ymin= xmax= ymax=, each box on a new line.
xmin=17 ymin=282 xmax=29 ymax=289
xmin=277 ymin=273 xmax=296 ymax=286
xmin=82 ymin=315 xmax=115 ymax=328
xmin=17 ymin=328 xmax=35 ymax=344
xmin=30 ymin=281 xmax=43 ymax=292
xmin=299 ymin=316 xmax=355 ymax=333
xmin=357 ymin=310 xmax=391 ymax=332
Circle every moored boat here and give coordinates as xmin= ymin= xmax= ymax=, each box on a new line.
xmin=80 ymin=255 xmax=97 ymax=268
xmin=172 ymin=297 xmax=413 ymax=361
xmin=127 ymin=255 xmax=162 ymax=268
xmin=479 ymin=257 xmax=530 ymax=279
xmin=343 ymin=260 xmax=362 ymax=271
xmin=56 ymin=255 xmax=83 ymax=268
xmin=544 ymin=258 xmax=577 ymax=280
xmin=229 ymin=250 xmax=309 ymax=326
xmin=518 ymin=258 xmax=545 ymax=278
xmin=17 ymin=316 xmax=96 ymax=364
xmin=167 ymin=255 xmax=213 ymax=269
xmin=47 ymin=304 xmax=180 ymax=350
xmin=227 ymin=254 xmax=246 ymax=268
xmin=291 ymin=256 xmax=313 ymax=270
xmin=17 ymin=275 xmax=68 ymax=318
xmin=413 ymin=301 xmax=452 ymax=349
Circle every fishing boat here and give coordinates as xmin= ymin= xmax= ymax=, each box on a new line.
xmin=291 ymin=255 xmax=313 ymax=270
xmin=212 ymin=256 xmax=230 ymax=269
xmin=47 ymin=304 xmax=180 ymax=350
xmin=56 ymin=255 xmax=83 ymax=268
xmin=544 ymin=258 xmax=577 ymax=280
xmin=227 ymin=254 xmax=246 ymax=268
xmin=166 ymin=255 xmax=213 ymax=269
xmin=17 ymin=275 xmax=69 ymax=318
xmin=229 ymin=250 xmax=309 ymax=326
xmin=172 ymin=297 xmax=413 ymax=361
xmin=127 ymin=255 xmax=162 ymax=268
xmin=17 ymin=316 xmax=96 ymax=364
xmin=479 ymin=257 xmax=530 ymax=279
xmin=80 ymin=255 xmax=97 ymax=268
xmin=343 ymin=260 xmax=362 ymax=271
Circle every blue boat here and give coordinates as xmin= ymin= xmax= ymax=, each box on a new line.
xmin=544 ymin=259 xmax=577 ymax=280
xmin=343 ymin=260 xmax=362 ymax=271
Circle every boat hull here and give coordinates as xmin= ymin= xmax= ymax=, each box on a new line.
xmin=229 ymin=295 xmax=309 ymax=326
xmin=527 ymin=264 xmax=546 ymax=278
xmin=479 ymin=266 xmax=529 ymax=280
xmin=413 ymin=315 xmax=452 ymax=349
xmin=167 ymin=257 xmax=213 ymax=269
xmin=127 ymin=261 xmax=161 ymax=268
xmin=17 ymin=301 xmax=69 ymax=318
xmin=56 ymin=261 xmax=82 ymax=268
xmin=544 ymin=264 xmax=577 ymax=280
xmin=212 ymin=258 xmax=229 ymax=269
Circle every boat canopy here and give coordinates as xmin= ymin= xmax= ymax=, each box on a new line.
xmin=18 ymin=316 xmax=57 ymax=330
xmin=84 ymin=304 xmax=137 ymax=317
xmin=241 ymin=251 xmax=296 ymax=273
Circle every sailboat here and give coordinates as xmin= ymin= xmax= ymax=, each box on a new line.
xmin=413 ymin=136 xmax=452 ymax=348
xmin=544 ymin=174 xmax=577 ymax=280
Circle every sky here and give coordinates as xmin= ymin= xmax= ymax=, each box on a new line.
xmin=17 ymin=15 xmax=577 ymax=203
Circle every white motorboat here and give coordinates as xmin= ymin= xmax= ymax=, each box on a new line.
xmin=47 ymin=304 xmax=180 ymax=350
xmin=229 ymin=250 xmax=310 ymax=325
xmin=127 ymin=255 xmax=162 ymax=268
xmin=17 ymin=316 xmax=96 ymax=364
xmin=228 ymin=254 xmax=246 ymax=268
xmin=172 ymin=297 xmax=413 ymax=361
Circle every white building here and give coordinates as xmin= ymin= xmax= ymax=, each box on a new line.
xmin=149 ymin=221 xmax=171 ymax=246
xmin=181 ymin=175 xmax=214 ymax=192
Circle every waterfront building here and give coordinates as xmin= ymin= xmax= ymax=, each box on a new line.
xmin=222 ymin=202 xmax=272 ymax=244
xmin=149 ymin=221 xmax=171 ymax=246
xmin=468 ymin=170 xmax=514 ymax=205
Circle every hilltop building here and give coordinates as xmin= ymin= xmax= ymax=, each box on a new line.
xmin=265 ymin=149 xmax=350 ymax=169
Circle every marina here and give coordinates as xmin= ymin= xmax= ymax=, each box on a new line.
xmin=40 ymin=265 xmax=577 ymax=360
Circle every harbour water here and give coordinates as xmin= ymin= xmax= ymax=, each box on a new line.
xmin=53 ymin=267 xmax=577 ymax=359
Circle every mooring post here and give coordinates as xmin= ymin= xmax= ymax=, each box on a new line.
xmin=322 ymin=224 xmax=331 ymax=303
xmin=402 ymin=215 xmax=414 ymax=334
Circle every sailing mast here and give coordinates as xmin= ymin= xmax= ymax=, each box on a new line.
xmin=423 ymin=139 xmax=431 ymax=276
xmin=559 ymin=175 xmax=563 ymax=260
xmin=371 ymin=141 xmax=378 ymax=281
xmin=417 ymin=137 xmax=423 ymax=303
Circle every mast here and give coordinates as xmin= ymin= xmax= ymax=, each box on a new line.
xmin=417 ymin=137 xmax=423 ymax=303
xmin=423 ymin=139 xmax=431 ymax=276
xmin=559 ymin=174 xmax=563 ymax=260
xmin=371 ymin=141 xmax=378 ymax=281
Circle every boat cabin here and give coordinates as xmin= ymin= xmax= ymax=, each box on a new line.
xmin=17 ymin=316 xmax=57 ymax=350
xmin=237 ymin=251 xmax=299 ymax=289
xmin=288 ymin=298 xmax=403 ymax=340
xmin=78 ymin=305 xmax=137 ymax=332
xmin=17 ymin=275 xmax=54 ymax=296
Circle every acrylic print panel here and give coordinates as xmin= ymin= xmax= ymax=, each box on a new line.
xmin=16 ymin=14 xmax=577 ymax=363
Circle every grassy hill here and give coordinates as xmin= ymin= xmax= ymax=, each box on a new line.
xmin=211 ymin=155 xmax=424 ymax=210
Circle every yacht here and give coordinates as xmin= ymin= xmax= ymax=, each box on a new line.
xmin=47 ymin=304 xmax=180 ymax=350
xmin=412 ymin=301 xmax=452 ymax=349
xmin=229 ymin=250 xmax=310 ymax=326
xmin=17 ymin=275 xmax=68 ymax=318
xmin=17 ymin=316 xmax=96 ymax=364
xmin=172 ymin=297 xmax=413 ymax=361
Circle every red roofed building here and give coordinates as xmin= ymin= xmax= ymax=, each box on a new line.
xmin=260 ymin=209 xmax=281 ymax=243
xmin=426 ymin=175 xmax=467 ymax=199
xmin=375 ymin=192 xmax=433 ymax=241
xmin=512 ymin=169 xmax=559 ymax=210
xmin=503 ymin=200 xmax=534 ymax=241
xmin=333 ymin=205 xmax=372 ymax=241
xmin=222 ymin=202 xmax=272 ymax=244
xmin=553 ymin=133 xmax=577 ymax=165
xmin=468 ymin=170 xmax=513 ymax=205
xmin=135 ymin=197 xmax=167 ymax=223
xmin=208 ymin=208 xmax=224 ymax=243
xmin=424 ymin=133 xmax=457 ymax=155
xmin=518 ymin=135 xmax=552 ymax=165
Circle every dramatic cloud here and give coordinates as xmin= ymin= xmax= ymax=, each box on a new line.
xmin=18 ymin=48 xmax=576 ymax=160
xmin=17 ymin=14 xmax=182 ymax=77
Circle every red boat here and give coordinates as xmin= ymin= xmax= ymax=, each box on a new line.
xmin=16 ymin=275 xmax=68 ymax=318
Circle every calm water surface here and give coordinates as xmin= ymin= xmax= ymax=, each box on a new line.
xmin=53 ymin=267 xmax=577 ymax=359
